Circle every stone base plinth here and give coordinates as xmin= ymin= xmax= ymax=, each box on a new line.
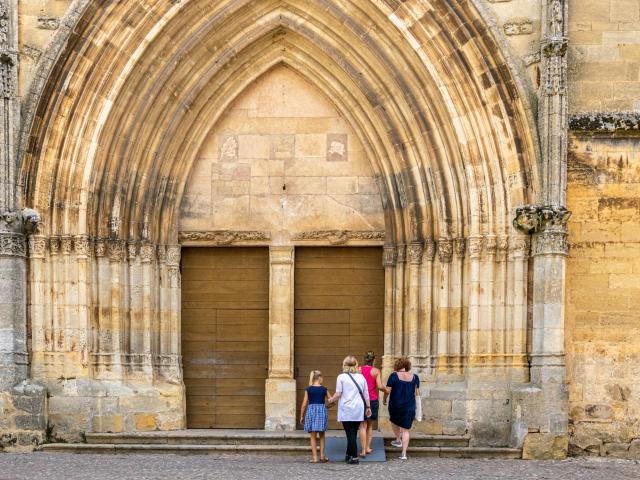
xmin=264 ymin=378 xmax=296 ymax=431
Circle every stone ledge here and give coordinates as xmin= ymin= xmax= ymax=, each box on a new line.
xmin=570 ymin=112 xmax=640 ymax=137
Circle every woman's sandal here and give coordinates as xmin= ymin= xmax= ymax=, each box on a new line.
xmin=320 ymin=457 xmax=329 ymax=463
xmin=309 ymin=459 xmax=319 ymax=464
xmin=358 ymin=452 xmax=367 ymax=458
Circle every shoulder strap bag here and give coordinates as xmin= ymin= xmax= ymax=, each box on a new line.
xmin=347 ymin=373 xmax=368 ymax=417
xmin=413 ymin=374 xmax=423 ymax=422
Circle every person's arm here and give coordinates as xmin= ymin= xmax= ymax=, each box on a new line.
xmin=328 ymin=376 xmax=343 ymax=403
xmin=363 ymin=376 xmax=372 ymax=418
xmin=415 ymin=374 xmax=421 ymax=397
xmin=383 ymin=373 xmax=394 ymax=405
xmin=373 ymin=367 xmax=389 ymax=395
xmin=299 ymin=391 xmax=309 ymax=426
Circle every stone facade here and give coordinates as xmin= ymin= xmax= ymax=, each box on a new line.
xmin=0 ymin=0 xmax=636 ymax=461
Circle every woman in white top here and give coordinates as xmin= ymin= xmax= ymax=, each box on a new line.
xmin=328 ymin=355 xmax=371 ymax=464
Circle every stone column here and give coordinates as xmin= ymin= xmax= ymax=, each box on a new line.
xmin=381 ymin=246 xmax=396 ymax=377
xmin=513 ymin=205 xmax=571 ymax=458
xmin=265 ymin=246 xmax=296 ymax=430
xmin=406 ymin=243 xmax=423 ymax=362
xmin=436 ymin=239 xmax=452 ymax=372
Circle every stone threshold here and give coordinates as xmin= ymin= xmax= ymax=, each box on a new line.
xmin=41 ymin=443 xmax=522 ymax=459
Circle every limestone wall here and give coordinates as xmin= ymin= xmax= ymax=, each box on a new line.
xmin=179 ymin=65 xmax=384 ymax=241
xmin=565 ymin=0 xmax=640 ymax=460
xmin=569 ymin=0 xmax=640 ymax=112
xmin=566 ymin=134 xmax=640 ymax=458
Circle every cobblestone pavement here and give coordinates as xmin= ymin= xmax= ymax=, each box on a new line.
xmin=0 ymin=453 xmax=638 ymax=480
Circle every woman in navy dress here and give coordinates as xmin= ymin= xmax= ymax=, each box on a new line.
xmin=383 ymin=357 xmax=420 ymax=460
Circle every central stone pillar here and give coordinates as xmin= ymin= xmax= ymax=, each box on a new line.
xmin=264 ymin=246 xmax=296 ymax=431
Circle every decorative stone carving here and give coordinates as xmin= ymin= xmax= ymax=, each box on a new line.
xmin=28 ymin=235 xmax=47 ymax=258
xmin=94 ymin=239 xmax=106 ymax=258
xmin=327 ymin=133 xmax=347 ymax=162
xmin=454 ymin=238 xmax=466 ymax=258
xmin=157 ymin=245 xmax=166 ymax=263
xmin=513 ymin=205 xmax=571 ymax=235
xmin=49 ymin=236 xmax=60 ymax=255
xmin=504 ymin=20 xmax=533 ymax=36
xmin=140 ymin=243 xmax=155 ymax=263
xmin=424 ymin=240 xmax=436 ymax=261
xmin=220 ymin=135 xmax=238 ymax=160
xmin=467 ymin=236 xmax=483 ymax=259
xmin=407 ymin=243 xmax=424 ymax=265
xmin=21 ymin=44 xmax=42 ymax=62
xmin=36 ymin=16 xmax=60 ymax=30
xmin=74 ymin=236 xmax=91 ymax=257
xmin=166 ymin=245 xmax=181 ymax=267
xmin=383 ymin=246 xmax=397 ymax=266
xmin=292 ymin=230 xmax=384 ymax=245
xmin=437 ymin=239 xmax=453 ymax=264
xmin=60 ymin=236 xmax=73 ymax=254
xmin=497 ymin=236 xmax=510 ymax=259
xmin=179 ymin=230 xmax=271 ymax=245
xmin=483 ymin=235 xmax=497 ymax=258
xmin=396 ymin=244 xmax=406 ymax=264
xmin=509 ymin=236 xmax=531 ymax=257
xmin=107 ymin=240 xmax=124 ymax=261
xmin=533 ymin=231 xmax=568 ymax=256
xmin=0 ymin=232 xmax=25 ymax=256
xmin=127 ymin=242 xmax=138 ymax=261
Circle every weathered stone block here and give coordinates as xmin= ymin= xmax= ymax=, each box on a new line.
xmin=134 ymin=414 xmax=157 ymax=431
xmin=522 ymin=433 xmax=568 ymax=460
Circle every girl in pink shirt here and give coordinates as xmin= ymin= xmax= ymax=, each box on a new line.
xmin=359 ymin=351 xmax=389 ymax=457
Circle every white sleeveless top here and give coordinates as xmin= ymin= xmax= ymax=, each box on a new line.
xmin=336 ymin=373 xmax=370 ymax=422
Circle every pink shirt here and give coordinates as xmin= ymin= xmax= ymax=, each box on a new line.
xmin=361 ymin=365 xmax=378 ymax=401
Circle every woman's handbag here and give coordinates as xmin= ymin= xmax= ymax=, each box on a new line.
xmin=347 ymin=373 xmax=368 ymax=417
xmin=414 ymin=374 xmax=423 ymax=421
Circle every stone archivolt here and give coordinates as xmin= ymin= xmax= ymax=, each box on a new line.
xmin=12 ymin=0 xmax=554 ymax=448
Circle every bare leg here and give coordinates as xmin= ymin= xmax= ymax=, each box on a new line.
xmin=391 ymin=422 xmax=402 ymax=442
xmin=319 ymin=432 xmax=326 ymax=461
xmin=358 ymin=422 xmax=367 ymax=456
xmin=401 ymin=428 xmax=410 ymax=458
xmin=310 ymin=433 xmax=318 ymax=462
xmin=366 ymin=420 xmax=373 ymax=453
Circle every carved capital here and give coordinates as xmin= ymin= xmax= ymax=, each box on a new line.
xmin=453 ymin=238 xmax=466 ymax=258
xmin=437 ymin=239 xmax=453 ymax=264
xmin=107 ymin=240 xmax=124 ymax=262
xmin=140 ymin=243 xmax=156 ymax=263
xmin=407 ymin=243 xmax=423 ymax=265
xmin=513 ymin=205 xmax=571 ymax=235
xmin=533 ymin=230 xmax=568 ymax=256
xmin=396 ymin=244 xmax=406 ymax=264
xmin=383 ymin=246 xmax=397 ymax=266
xmin=509 ymin=235 xmax=531 ymax=257
xmin=49 ymin=236 xmax=60 ymax=255
xmin=467 ymin=236 xmax=483 ymax=259
xmin=157 ymin=245 xmax=166 ymax=263
xmin=0 ymin=232 xmax=25 ymax=257
xmin=270 ymin=246 xmax=294 ymax=265
xmin=127 ymin=242 xmax=138 ymax=261
xmin=60 ymin=235 xmax=73 ymax=255
xmin=28 ymin=235 xmax=47 ymax=258
xmin=482 ymin=235 xmax=497 ymax=258
xmin=166 ymin=245 xmax=181 ymax=267
xmin=94 ymin=238 xmax=107 ymax=258
xmin=74 ymin=236 xmax=92 ymax=257
xmin=424 ymin=240 xmax=436 ymax=261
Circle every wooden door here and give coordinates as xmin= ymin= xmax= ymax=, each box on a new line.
xmin=294 ymin=247 xmax=384 ymax=429
xmin=181 ymin=247 xmax=269 ymax=429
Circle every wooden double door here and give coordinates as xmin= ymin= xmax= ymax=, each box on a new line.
xmin=294 ymin=247 xmax=385 ymax=429
xmin=181 ymin=247 xmax=269 ymax=429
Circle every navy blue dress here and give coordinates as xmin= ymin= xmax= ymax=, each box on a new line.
xmin=386 ymin=372 xmax=420 ymax=429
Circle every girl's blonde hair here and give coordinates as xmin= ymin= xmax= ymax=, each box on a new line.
xmin=309 ymin=370 xmax=322 ymax=385
xmin=342 ymin=355 xmax=359 ymax=373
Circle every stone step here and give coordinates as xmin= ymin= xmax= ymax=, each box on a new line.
xmin=41 ymin=443 xmax=521 ymax=459
xmin=84 ymin=430 xmax=470 ymax=448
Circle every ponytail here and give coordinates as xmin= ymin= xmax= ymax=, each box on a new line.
xmin=308 ymin=370 xmax=322 ymax=385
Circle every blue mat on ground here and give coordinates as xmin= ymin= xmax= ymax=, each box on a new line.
xmin=324 ymin=436 xmax=386 ymax=462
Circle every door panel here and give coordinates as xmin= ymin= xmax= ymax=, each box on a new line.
xmin=294 ymin=247 xmax=384 ymax=430
xmin=182 ymin=247 xmax=269 ymax=429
